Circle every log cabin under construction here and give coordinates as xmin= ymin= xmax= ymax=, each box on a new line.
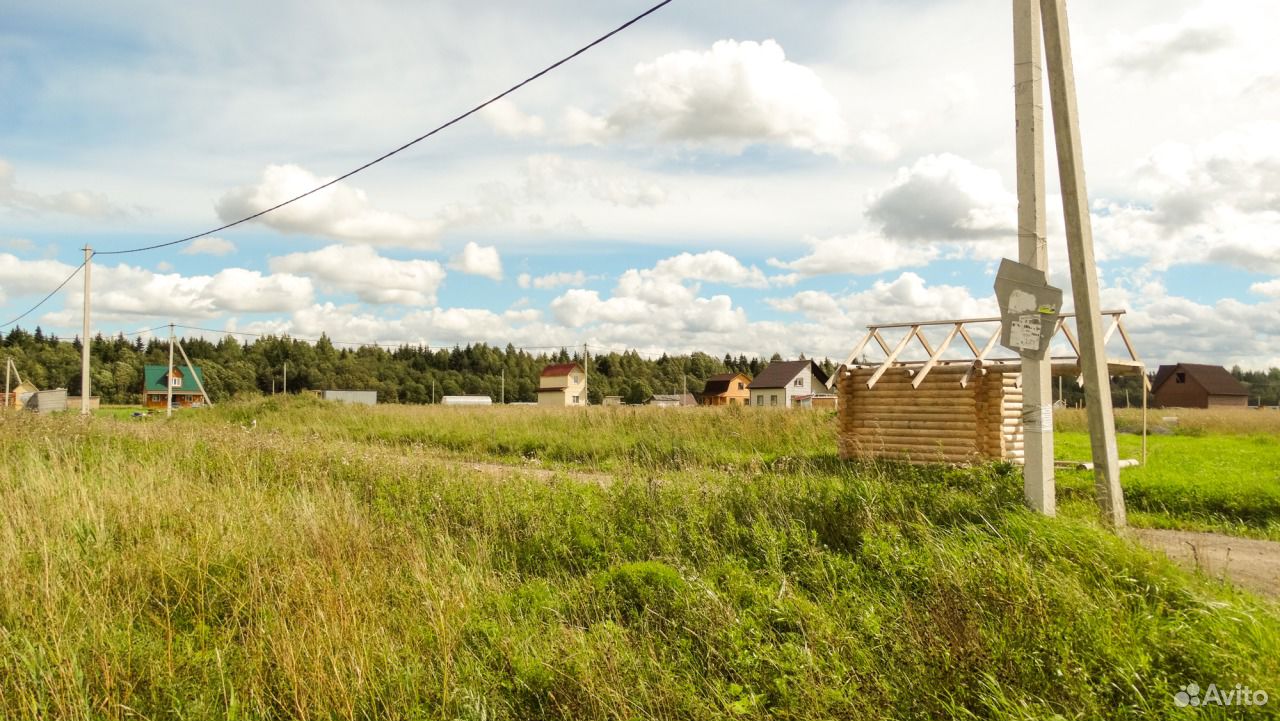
xmin=835 ymin=311 xmax=1147 ymax=465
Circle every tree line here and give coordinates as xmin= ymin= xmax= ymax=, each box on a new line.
xmin=7 ymin=326 xmax=1278 ymax=407
xmin=0 ymin=326 xmax=835 ymax=405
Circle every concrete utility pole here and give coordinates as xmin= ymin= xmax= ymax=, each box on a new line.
xmin=80 ymin=246 xmax=92 ymax=415
xmin=1014 ymin=0 xmax=1054 ymax=515
xmin=1040 ymin=0 xmax=1126 ymax=526
xmin=283 ymin=361 xmax=288 ymax=395
xmin=583 ymin=343 xmax=589 ymax=405
xmin=166 ymin=323 xmax=175 ymax=418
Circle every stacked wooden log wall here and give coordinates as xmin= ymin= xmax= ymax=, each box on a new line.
xmin=837 ymin=365 xmax=1024 ymax=464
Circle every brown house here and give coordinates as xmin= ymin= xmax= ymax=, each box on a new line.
xmin=1151 ymin=363 xmax=1249 ymax=408
xmin=699 ymin=372 xmax=751 ymax=406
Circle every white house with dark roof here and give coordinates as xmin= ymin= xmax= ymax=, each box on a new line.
xmin=747 ymin=360 xmax=830 ymax=408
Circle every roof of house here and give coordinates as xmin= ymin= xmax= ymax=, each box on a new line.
xmin=540 ymin=362 xmax=582 ymax=378
xmin=651 ymin=393 xmax=697 ymax=406
xmin=1151 ymin=363 xmax=1249 ymax=396
xmin=747 ymin=360 xmax=829 ymax=389
xmin=702 ymin=372 xmax=749 ymax=395
xmin=144 ymin=364 xmax=206 ymax=393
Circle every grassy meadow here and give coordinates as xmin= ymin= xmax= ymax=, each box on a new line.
xmin=1055 ymin=407 xmax=1280 ymax=540
xmin=0 ymin=399 xmax=1277 ymax=720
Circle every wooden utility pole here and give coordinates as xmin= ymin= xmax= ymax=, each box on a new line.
xmin=166 ymin=323 xmax=175 ymax=418
xmin=1040 ymin=0 xmax=1125 ymax=526
xmin=1014 ymin=0 xmax=1054 ymax=515
xmin=80 ymin=246 xmax=92 ymax=415
xmin=283 ymin=361 xmax=288 ymax=395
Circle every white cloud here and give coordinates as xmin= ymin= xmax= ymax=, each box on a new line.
xmin=0 ymin=158 xmax=126 ymax=219
xmin=1250 ymin=279 xmax=1280 ymax=298
xmin=270 ymin=244 xmax=446 ymax=305
xmin=482 ymin=99 xmax=546 ymax=138
xmin=215 ymin=164 xmax=449 ymax=248
xmin=768 ymin=233 xmax=939 ymax=278
xmin=448 ymin=241 xmax=503 ymax=281
xmin=180 ymin=236 xmax=237 ymax=256
xmin=522 ymin=154 xmax=666 ymax=208
xmin=649 ymin=250 xmax=770 ymax=289
xmin=1090 ymin=125 xmax=1280 ymax=272
xmin=10 ymin=256 xmax=314 ymax=322
xmin=1110 ymin=7 xmax=1234 ymax=75
xmin=518 ymin=271 xmax=588 ymax=290
xmin=155 ymin=261 xmax=174 ymax=272
xmin=570 ymin=39 xmax=887 ymax=159
xmin=866 ymin=154 xmax=1015 ymax=241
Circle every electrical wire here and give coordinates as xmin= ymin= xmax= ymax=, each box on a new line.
xmin=0 ymin=260 xmax=87 ymax=329
xmin=94 ymin=0 xmax=672 ymax=257
xmin=0 ymin=0 xmax=674 ymax=329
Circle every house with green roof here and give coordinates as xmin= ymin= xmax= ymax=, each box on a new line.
xmin=143 ymin=364 xmax=207 ymax=409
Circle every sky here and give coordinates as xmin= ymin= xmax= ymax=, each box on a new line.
xmin=1 ymin=0 xmax=1279 ymax=368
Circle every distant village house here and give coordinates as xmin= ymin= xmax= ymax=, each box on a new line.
xmin=748 ymin=360 xmax=831 ymax=408
xmin=699 ymin=372 xmax=751 ymax=406
xmin=538 ymin=362 xmax=587 ymax=407
xmin=650 ymin=393 xmax=697 ymax=408
xmin=143 ymin=364 xmax=206 ymax=410
xmin=1151 ymin=363 xmax=1249 ymax=408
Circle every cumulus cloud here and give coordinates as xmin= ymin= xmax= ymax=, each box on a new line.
xmin=270 ymin=244 xmax=446 ymax=305
xmin=522 ymin=154 xmax=666 ymax=208
xmin=518 ymin=271 xmax=589 ymax=290
xmin=481 ymin=99 xmax=546 ymax=138
xmin=180 ymin=236 xmax=237 ymax=256
xmin=448 ymin=241 xmax=503 ymax=281
xmin=1250 ymin=279 xmax=1280 ymax=298
xmin=2 ymin=253 xmax=313 ymax=321
xmin=649 ymin=250 xmax=771 ymax=289
xmin=0 ymin=158 xmax=126 ymax=219
xmin=215 ymin=164 xmax=449 ymax=248
xmin=1090 ymin=125 xmax=1280 ymax=272
xmin=867 ymin=154 xmax=1015 ymax=241
xmin=567 ymin=39 xmax=890 ymax=159
xmin=1111 ymin=8 xmax=1233 ymax=75
xmin=768 ymin=234 xmax=939 ymax=278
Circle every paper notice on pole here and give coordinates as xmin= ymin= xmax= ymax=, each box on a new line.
xmin=1010 ymin=314 xmax=1041 ymax=350
xmin=1008 ymin=289 xmax=1038 ymax=314
xmin=1022 ymin=404 xmax=1053 ymax=433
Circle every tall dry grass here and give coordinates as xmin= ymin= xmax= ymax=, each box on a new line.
xmin=0 ymin=401 xmax=1276 ymax=719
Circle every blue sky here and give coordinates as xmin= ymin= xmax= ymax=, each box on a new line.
xmin=2 ymin=0 xmax=1279 ymax=368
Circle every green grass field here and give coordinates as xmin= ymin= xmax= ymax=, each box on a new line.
xmin=1054 ymin=408 xmax=1280 ymax=540
xmin=0 ymin=399 xmax=1276 ymax=719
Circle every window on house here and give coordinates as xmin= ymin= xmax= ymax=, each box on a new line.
xmin=572 ymin=375 xmax=581 ymax=384
xmin=794 ymin=378 xmax=803 ymax=387
xmin=170 ymin=376 xmax=182 ymax=388
xmin=756 ymin=395 xmax=763 ymax=406
xmin=771 ymin=394 xmax=778 ymax=406
xmin=737 ymin=382 xmax=744 ymax=390
xmin=1175 ymin=372 xmax=1186 ymax=384
xmin=572 ymin=395 xmax=580 ymax=404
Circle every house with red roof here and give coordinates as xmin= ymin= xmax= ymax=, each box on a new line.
xmin=537 ymin=362 xmax=587 ymax=407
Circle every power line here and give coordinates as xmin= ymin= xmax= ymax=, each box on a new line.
xmin=0 ymin=260 xmax=87 ymax=329
xmin=94 ymin=0 xmax=672 ymax=257
xmin=0 ymin=0 xmax=674 ymax=329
